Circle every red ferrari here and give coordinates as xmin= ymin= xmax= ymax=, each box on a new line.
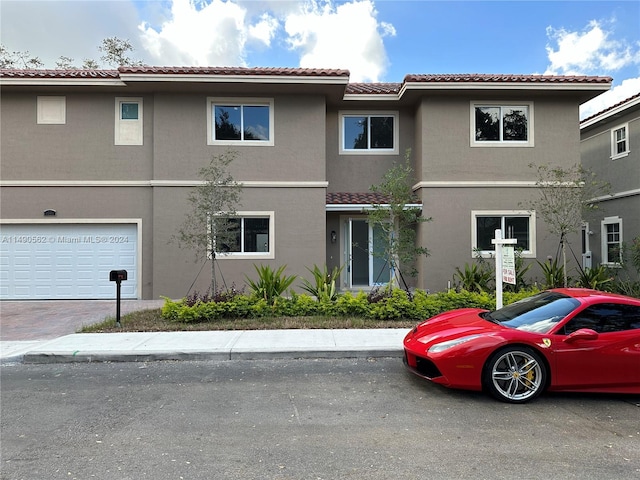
xmin=404 ymin=288 xmax=640 ymax=403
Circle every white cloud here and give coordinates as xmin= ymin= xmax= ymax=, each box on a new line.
xmin=580 ymin=77 xmax=640 ymax=120
xmin=544 ymin=19 xmax=640 ymax=119
xmin=544 ymin=20 xmax=637 ymax=76
xmin=248 ymin=13 xmax=279 ymax=47
xmin=137 ymin=0 xmax=394 ymax=81
xmin=139 ymin=0 xmax=253 ymax=66
xmin=284 ymin=0 xmax=394 ymax=81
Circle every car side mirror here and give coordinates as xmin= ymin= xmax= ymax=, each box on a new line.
xmin=564 ymin=328 xmax=599 ymax=343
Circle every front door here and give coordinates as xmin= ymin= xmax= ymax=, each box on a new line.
xmin=345 ymin=218 xmax=390 ymax=288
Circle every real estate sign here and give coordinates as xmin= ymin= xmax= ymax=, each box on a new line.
xmin=502 ymin=246 xmax=516 ymax=285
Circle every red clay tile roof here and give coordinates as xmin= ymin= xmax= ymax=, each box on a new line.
xmin=345 ymin=83 xmax=401 ymax=94
xmin=0 ymin=69 xmax=119 ymax=79
xmin=1 ymin=69 xmax=611 ymax=86
xmin=119 ymin=66 xmax=350 ymax=77
xmin=403 ymin=73 xmax=612 ymax=84
xmin=326 ymin=192 xmax=421 ymax=205
xmin=580 ymin=91 xmax=640 ymax=124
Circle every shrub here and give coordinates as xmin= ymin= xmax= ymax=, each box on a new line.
xmin=161 ymin=286 xmax=545 ymax=324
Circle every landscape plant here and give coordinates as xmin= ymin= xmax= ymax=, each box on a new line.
xmin=245 ymin=264 xmax=296 ymax=305
xmin=174 ymin=150 xmax=243 ymax=293
xmin=300 ymin=264 xmax=344 ymax=302
xmin=367 ymin=149 xmax=430 ymax=291
xmin=525 ymin=163 xmax=609 ymax=287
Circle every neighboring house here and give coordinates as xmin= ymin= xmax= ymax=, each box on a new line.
xmin=580 ymin=92 xmax=640 ymax=281
xmin=0 ymin=67 xmax=610 ymax=300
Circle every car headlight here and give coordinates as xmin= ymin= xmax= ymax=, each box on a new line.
xmin=428 ymin=334 xmax=482 ymax=353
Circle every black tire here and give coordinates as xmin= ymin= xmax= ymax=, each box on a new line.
xmin=483 ymin=346 xmax=547 ymax=403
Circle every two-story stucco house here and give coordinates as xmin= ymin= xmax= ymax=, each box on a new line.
xmin=0 ymin=67 xmax=611 ymax=300
xmin=580 ymin=92 xmax=640 ymax=281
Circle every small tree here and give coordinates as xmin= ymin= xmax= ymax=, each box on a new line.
xmin=367 ymin=149 xmax=430 ymax=291
xmin=0 ymin=44 xmax=43 ymax=69
xmin=525 ymin=163 xmax=608 ymax=287
xmin=174 ymin=151 xmax=243 ymax=293
xmin=99 ymin=37 xmax=144 ymax=67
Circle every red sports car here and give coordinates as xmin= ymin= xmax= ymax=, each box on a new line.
xmin=404 ymin=288 xmax=640 ymax=403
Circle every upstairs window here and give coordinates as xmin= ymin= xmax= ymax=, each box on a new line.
xmin=472 ymin=103 xmax=533 ymax=146
xmin=611 ymin=124 xmax=629 ymax=159
xmin=340 ymin=112 xmax=398 ymax=154
xmin=115 ymin=97 xmax=143 ymax=145
xmin=208 ymin=98 xmax=273 ymax=146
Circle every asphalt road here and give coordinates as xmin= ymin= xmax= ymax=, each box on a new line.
xmin=2 ymin=358 xmax=639 ymax=480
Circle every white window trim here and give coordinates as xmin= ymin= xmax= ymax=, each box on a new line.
xmin=213 ymin=211 xmax=275 ymax=260
xmin=114 ymin=97 xmax=143 ymax=145
xmin=207 ymin=97 xmax=274 ymax=146
xmin=601 ymin=216 xmax=622 ymax=267
xmin=37 ymin=96 xmax=66 ymax=124
xmin=610 ymin=123 xmax=629 ymax=160
xmin=339 ymin=110 xmax=399 ymax=155
xmin=470 ymin=101 xmax=534 ymax=147
xmin=471 ymin=210 xmax=536 ymax=258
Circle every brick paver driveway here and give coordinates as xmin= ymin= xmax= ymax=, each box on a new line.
xmin=0 ymin=300 xmax=164 ymax=341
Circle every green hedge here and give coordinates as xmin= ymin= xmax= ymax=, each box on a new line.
xmin=161 ymin=287 xmax=541 ymax=324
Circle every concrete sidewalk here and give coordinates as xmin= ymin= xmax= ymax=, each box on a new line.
xmin=1 ymin=328 xmax=408 ymax=364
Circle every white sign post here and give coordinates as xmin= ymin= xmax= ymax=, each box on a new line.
xmin=492 ymin=229 xmax=517 ymax=310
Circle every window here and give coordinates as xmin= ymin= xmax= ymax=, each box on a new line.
xmin=601 ymin=216 xmax=622 ymax=266
xmin=207 ymin=98 xmax=274 ymax=145
xmin=611 ymin=124 xmax=629 ymax=159
xmin=471 ymin=102 xmax=533 ymax=146
xmin=115 ymin=97 xmax=143 ymax=145
xmin=472 ymin=211 xmax=536 ymax=257
xmin=37 ymin=96 xmax=66 ymax=124
xmin=213 ymin=212 xmax=274 ymax=259
xmin=339 ymin=112 xmax=398 ymax=154
xmin=563 ymin=304 xmax=640 ymax=334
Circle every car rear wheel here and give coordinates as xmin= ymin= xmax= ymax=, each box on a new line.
xmin=484 ymin=346 xmax=547 ymax=404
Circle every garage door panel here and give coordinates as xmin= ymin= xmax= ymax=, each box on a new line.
xmin=0 ymin=224 xmax=138 ymax=300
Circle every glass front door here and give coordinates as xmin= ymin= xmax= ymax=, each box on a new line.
xmin=345 ymin=218 xmax=391 ymax=288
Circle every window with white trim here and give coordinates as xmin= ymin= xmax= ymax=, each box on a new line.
xmin=212 ymin=212 xmax=274 ymax=259
xmin=115 ymin=97 xmax=143 ymax=145
xmin=339 ymin=112 xmax=398 ymax=154
xmin=601 ymin=216 xmax=622 ymax=266
xmin=472 ymin=211 xmax=536 ymax=257
xmin=207 ymin=98 xmax=274 ymax=145
xmin=471 ymin=102 xmax=533 ymax=146
xmin=37 ymin=96 xmax=66 ymax=124
xmin=611 ymin=124 xmax=629 ymax=159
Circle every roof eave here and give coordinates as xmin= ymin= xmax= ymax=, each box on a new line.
xmin=326 ymin=203 xmax=422 ymax=212
xmin=400 ymin=81 xmax=612 ymax=97
xmin=0 ymin=78 xmax=126 ymax=87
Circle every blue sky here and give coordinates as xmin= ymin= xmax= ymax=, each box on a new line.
xmin=2 ymin=0 xmax=639 ymax=117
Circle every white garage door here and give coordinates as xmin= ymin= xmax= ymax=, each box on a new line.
xmin=0 ymin=223 xmax=138 ymax=300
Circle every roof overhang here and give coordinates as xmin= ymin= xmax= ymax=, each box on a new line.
xmin=326 ymin=203 xmax=422 ymax=212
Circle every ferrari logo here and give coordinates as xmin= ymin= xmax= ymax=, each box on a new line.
xmin=542 ymin=338 xmax=551 ymax=348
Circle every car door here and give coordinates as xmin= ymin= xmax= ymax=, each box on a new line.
xmin=551 ymin=303 xmax=640 ymax=389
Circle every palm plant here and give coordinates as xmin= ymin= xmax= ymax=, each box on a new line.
xmin=300 ymin=264 xmax=344 ymax=302
xmin=245 ymin=264 xmax=296 ymax=305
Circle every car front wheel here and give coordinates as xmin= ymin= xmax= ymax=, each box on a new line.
xmin=484 ymin=346 xmax=547 ymax=403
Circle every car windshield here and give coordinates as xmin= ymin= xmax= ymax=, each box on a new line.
xmin=489 ymin=292 xmax=580 ymax=333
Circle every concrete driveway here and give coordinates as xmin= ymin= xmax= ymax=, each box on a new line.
xmin=0 ymin=299 xmax=165 ymax=341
